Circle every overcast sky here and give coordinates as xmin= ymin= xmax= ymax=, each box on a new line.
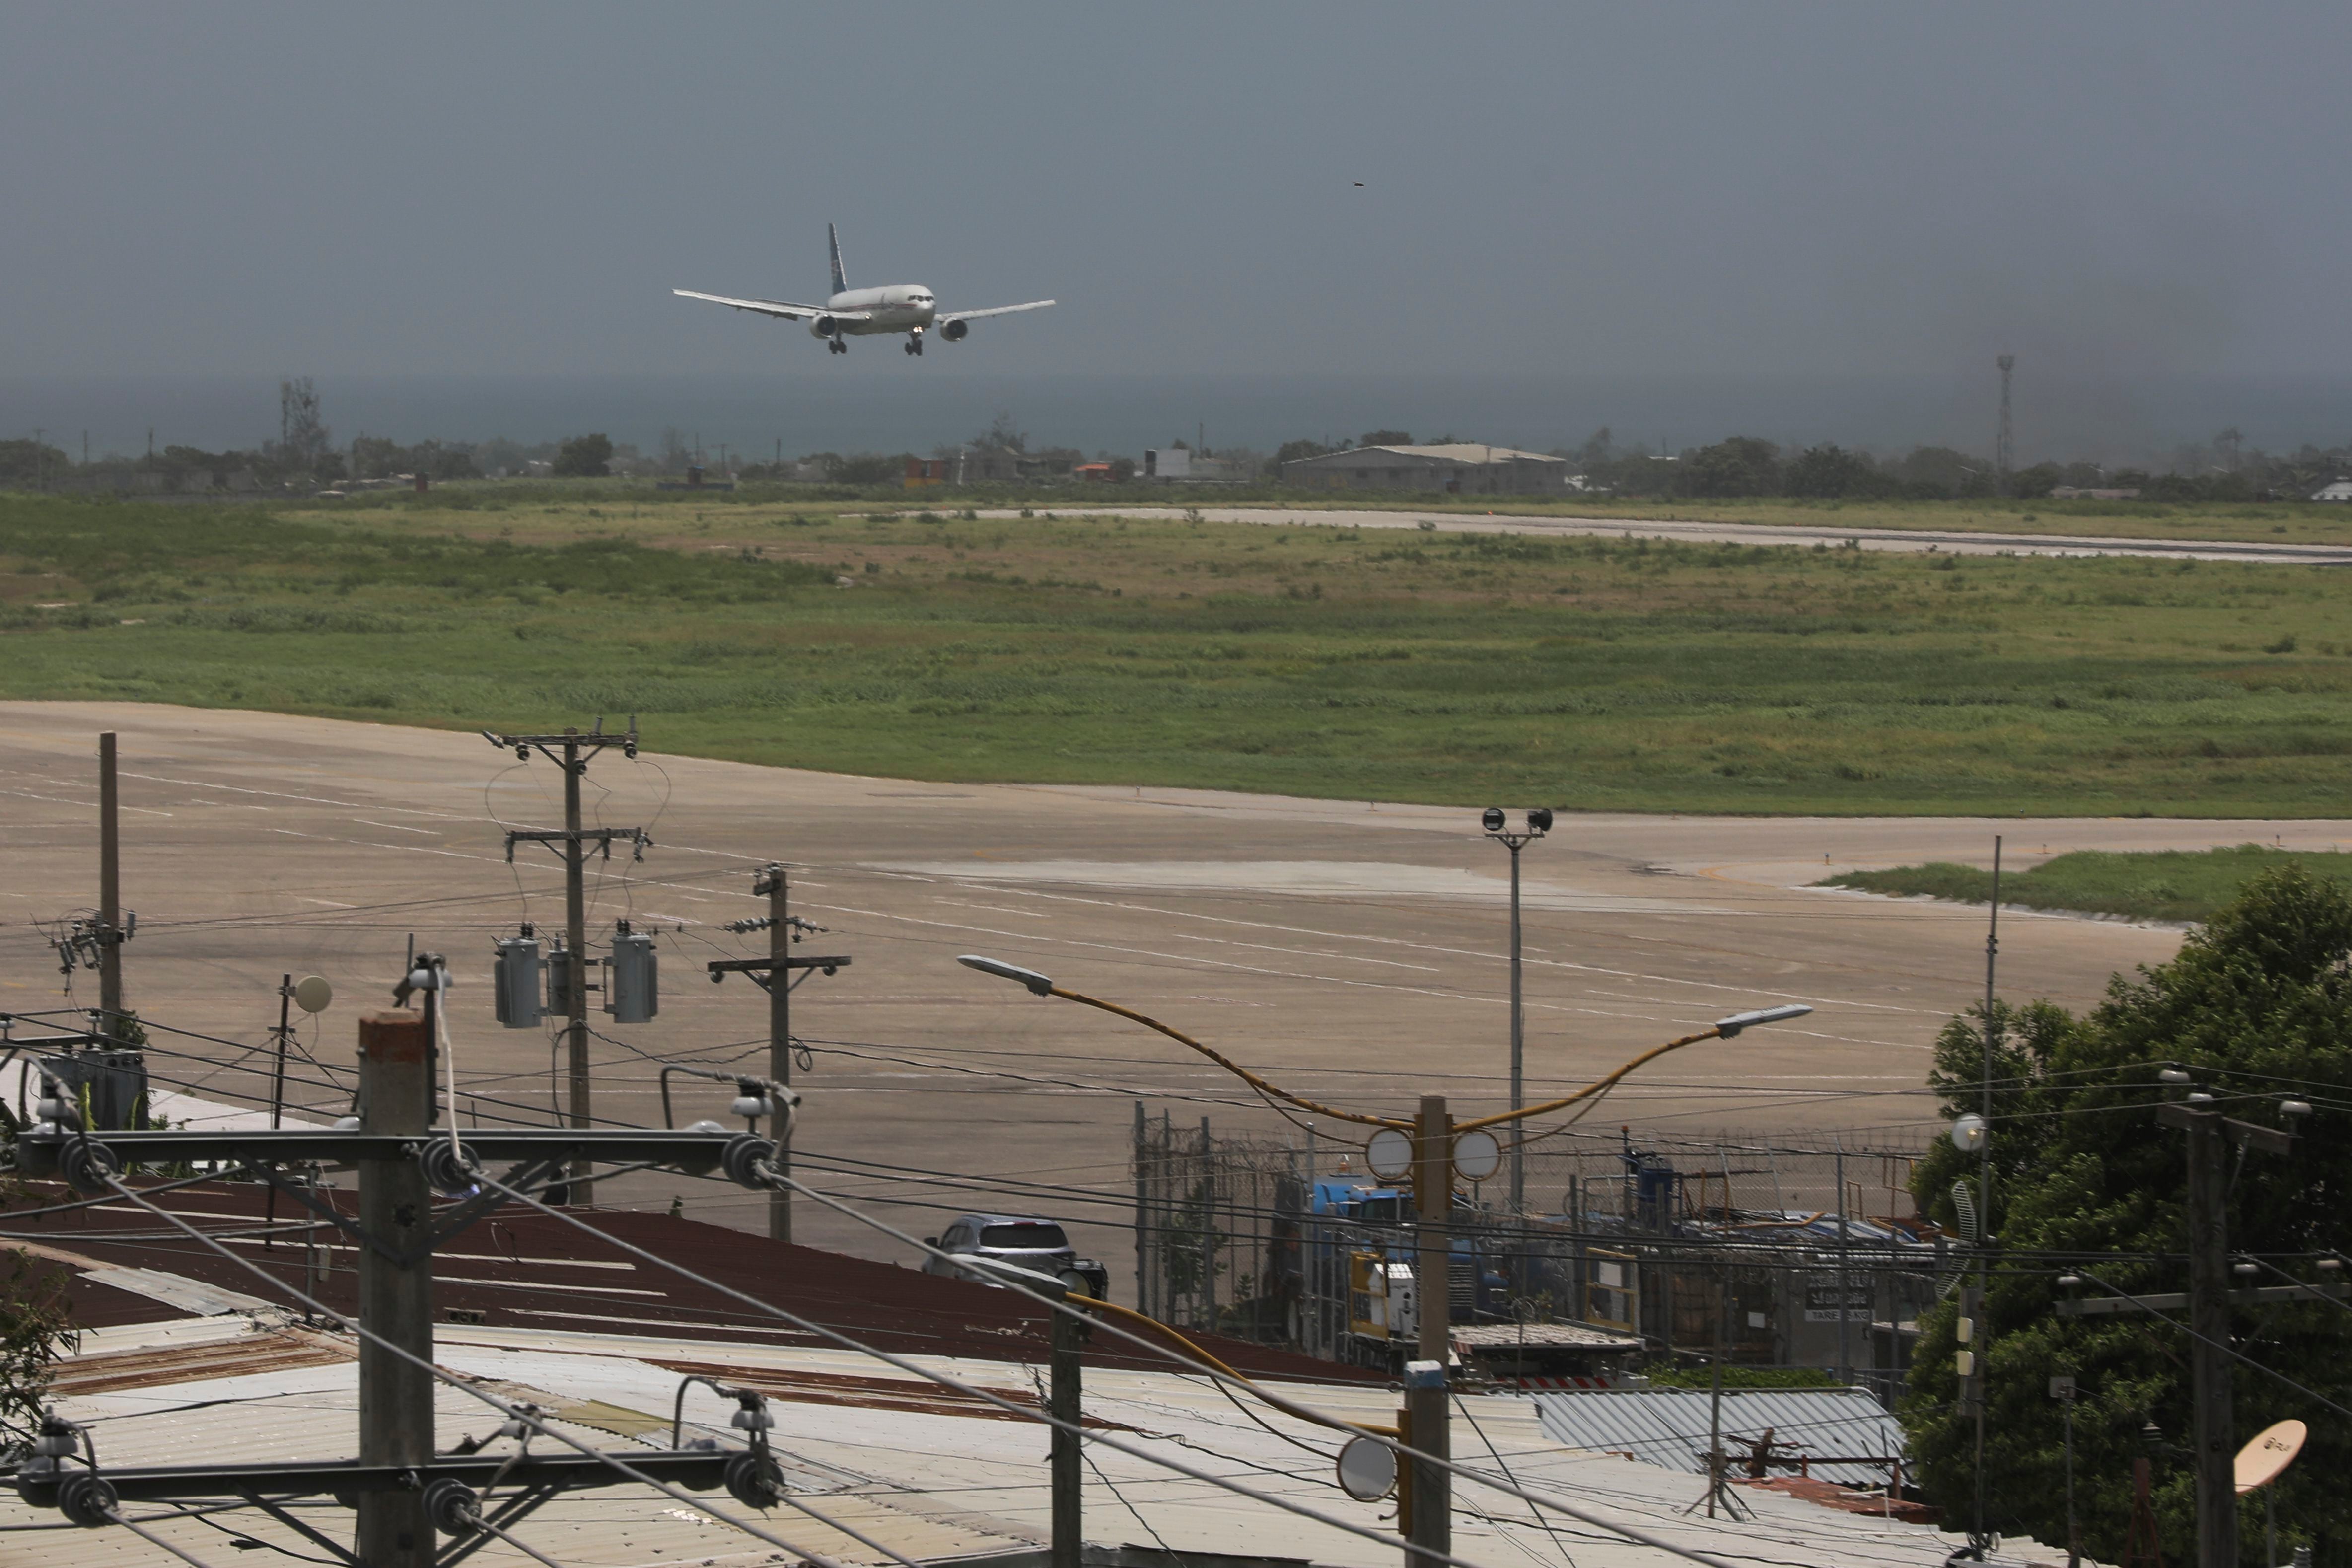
xmin=6 ymin=3 xmax=2350 ymax=398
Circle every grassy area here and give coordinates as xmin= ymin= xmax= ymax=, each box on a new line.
xmin=4 ymin=493 xmax=2352 ymax=814
xmin=1819 ymin=845 xmax=2352 ymax=923
xmin=296 ymin=476 xmax=2352 ymax=550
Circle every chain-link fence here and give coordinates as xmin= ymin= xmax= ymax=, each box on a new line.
xmin=1130 ymin=1107 xmax=1945 ymax=1402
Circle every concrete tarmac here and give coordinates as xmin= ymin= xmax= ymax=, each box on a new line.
xmin=974 ymin=505 xmax=2352 ymax=564
xmin=6 ymin=703 xmax=2343 ymax=1285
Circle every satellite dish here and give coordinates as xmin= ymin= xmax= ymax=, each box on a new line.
xmin=1335 ymin=1434 xmax=1396 ymax=1502
xmin=293 ymin=975 xmax=334 ymax=1014
xmin=1452 ymin=1128 xmax=1501 ymax=1182
xmin=1365 ymin=1128 xmax=1413 ymax=1182
xmin=1950 ymin=1113 xmax=1988 ymax=1154
xmin=2235 ymin=1419 xmax=2306 ymax=1494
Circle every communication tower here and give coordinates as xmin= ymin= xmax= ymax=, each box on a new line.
xmin=1996 ymin=354 xmax=2015 ymax=494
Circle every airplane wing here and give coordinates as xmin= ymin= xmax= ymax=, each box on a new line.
xmin=937 ymin=299 xmax=1056 ymax=324
xmin=672 ymin=289 xmax=874 ymax=323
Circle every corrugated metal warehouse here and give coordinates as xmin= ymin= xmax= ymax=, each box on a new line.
xmin=1280 ymin=444 xmax=1571 ymax=496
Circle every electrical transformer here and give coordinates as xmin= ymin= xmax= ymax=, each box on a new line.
xmin=545 ymin=940 xmax=574 ymax=1018
xmin=493 ymin=929 xmax=543 ymax=1028
xmin=606 ymin=921 xmax=658 ymax=1024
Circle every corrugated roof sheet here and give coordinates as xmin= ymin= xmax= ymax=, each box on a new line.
xmin=1533 ymin=1387 xmax=1906 ymax=1489
xmin=1 ymin=1314 xmax=1982 ymax=1568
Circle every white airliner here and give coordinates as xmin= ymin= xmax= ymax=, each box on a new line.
xmin=673 ymin=224 xmax=1054 ymax=356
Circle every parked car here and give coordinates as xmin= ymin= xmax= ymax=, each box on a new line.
xmin=922 ymin=1213 xmax=1108 ymax=1298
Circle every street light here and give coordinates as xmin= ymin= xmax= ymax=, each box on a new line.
xmin=955 ymin=953 xmax=1810 ymax=1568
xmin=1480 ymin=807 xmax=1552 ymax=1220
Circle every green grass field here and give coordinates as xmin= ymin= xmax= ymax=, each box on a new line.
xmin=4 ymin=492 xmax=2352 ymax=815
xmin=1819 ymin=845 xmax=2352 ymax=923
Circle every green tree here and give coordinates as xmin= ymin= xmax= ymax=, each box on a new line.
xmin=1783 ymin=443 xmax=1882 ymax=499
xmin=1360 ymin=429 xmax=1413 ymax=448
xmin=1683 ymin=436 xmax=1781 ymax=497
xmin=1901 ymin=865 xmax=2352 ymax=1564
xmin=553 ymin=433 xmax=614 ymax=477
xmin=0 ymin=1154 xmax=76 ymax=1461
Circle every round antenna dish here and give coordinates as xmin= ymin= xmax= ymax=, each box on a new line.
xmin=1452 ymin=1128 xmax=1501 ymax=1182
xmin=1365 ymin=1128 xmax=1413 ymax=1182
xmin=1949 ymin=1113 xmax=1988 ymax=1154
xmin=2235 ymin=1419 xmax=2306 ymax=1494
xmin=293 ymin=975 xmax=334 ymax=1014
xmin=1335 ymin=1434 xmax=1396 ymax=1502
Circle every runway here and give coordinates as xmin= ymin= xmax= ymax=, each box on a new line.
xmin=974 ymin=505 xmax=2352 ymax=565
xmin=7 ymin=702 xmax=2339 ymax=1284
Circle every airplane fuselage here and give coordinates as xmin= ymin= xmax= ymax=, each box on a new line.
xmin=813 ymin=285 xmax=935 ymax=338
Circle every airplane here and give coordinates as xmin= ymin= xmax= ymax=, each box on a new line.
xmin=673 ymin=223 xmax=1054 ymax=356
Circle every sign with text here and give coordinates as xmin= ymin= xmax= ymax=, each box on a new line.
xmin=1804 ymin=1282 xmax=1872 ymax=1323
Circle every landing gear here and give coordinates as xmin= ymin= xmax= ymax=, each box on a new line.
xmin=827 ymin=338 xmax=847 ymax=355
xmin=904 ymin=330 xmax=925 ymax=356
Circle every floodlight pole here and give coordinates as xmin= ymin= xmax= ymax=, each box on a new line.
xmin=1480 ymin=812 xmax=1548 ymax=1225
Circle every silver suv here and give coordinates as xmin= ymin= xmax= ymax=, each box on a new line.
xmin=922 ymin=1212 xmax=1108 ymax=1298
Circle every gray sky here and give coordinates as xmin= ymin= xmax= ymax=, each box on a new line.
xmin=5 ymin=3 xmax=2350 ymax=400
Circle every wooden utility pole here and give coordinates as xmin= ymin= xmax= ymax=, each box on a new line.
xmin=1050 ymin=1305 xmax=1084 ymax=1568
xmin=706 ymin=865 xmax=852 ymax=1243
xmin=763 ymin=863 xmax=793 ymax=1243
xmin=356 ymin=1006 xmax=434 ymax=1568
xmin=2183 ymin=1109 xmax=2236 ymax=1568
xmin=98 ymin=732 xmax=123 ymax=1023
xmin=562 ymin=729 xmax=590 ymax=1203
xmin=483 ymin=719 xmax=648 ymax=1207
xmin=1405 ymin=1094 xmax=1451 ymax=1568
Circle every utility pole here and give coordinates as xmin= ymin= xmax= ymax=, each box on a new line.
xmin=764 ymin=864 xmax=793 ymax=1242
xmin=1969 ymin=836 xmax=2001 ymax=1554
xmin=2181 ymin=1101 xmax=2240 ymax=1568
xmin=484 ymin=719 xmax=648 ymax=1206
xmin=97 ymin=732 xmax=124 ymax=1025
xmin=1050 ymin=1304 xmax=1084 ymax=1568
xmin=707 ymin=868 xmax=852 ymax=1243
xmin=1405 ymin=1093 xmax=1451 ymax=1568
xmin=2050 ymin=1376 xmax=2079 ymax=1568
xmin=356 ymin=1003 xmax=435 ymax=1568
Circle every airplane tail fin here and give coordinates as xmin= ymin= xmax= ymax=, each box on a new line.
xmin=828 ymin=222 xmax=848 ymax=296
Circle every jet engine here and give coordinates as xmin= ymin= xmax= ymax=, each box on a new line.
xmin=810 ymin=317 xmax=840 ymax=339
xmin=941 ymin=319 xmax=970 ymax=342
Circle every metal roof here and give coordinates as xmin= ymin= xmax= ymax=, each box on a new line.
xmin=1451 ymin=1321 xmax=1641 ymax=1352
xmin=1 ymin=1312 xmax=1985 ymax=1568
xmin=1287 ymin=445 xmax=1566 ymax=467
xmin=1533 ymin=1387 xmax=1906 ymax=1490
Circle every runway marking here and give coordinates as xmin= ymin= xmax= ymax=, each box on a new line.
xmin=302 ymin=898 xmax=356 ymax=909
xmin=351 ymin=818 xmax=440 ymax=835
xmin=850 ymin=873 xmax=1930 ymax=1016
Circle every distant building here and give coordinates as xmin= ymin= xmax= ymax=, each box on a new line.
xmin=2311 ymin=480 xmax=2352 ymax=502
xmin=1073 ymin=462 xmax=1117 ymax=482
xmin=905 ymin=457 xmax=949 ymax=487
xmin=1281 ymin=443 xmax=1571 ymax=496
xmin=1144 ymin=447 xmax=1245 ymax=482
